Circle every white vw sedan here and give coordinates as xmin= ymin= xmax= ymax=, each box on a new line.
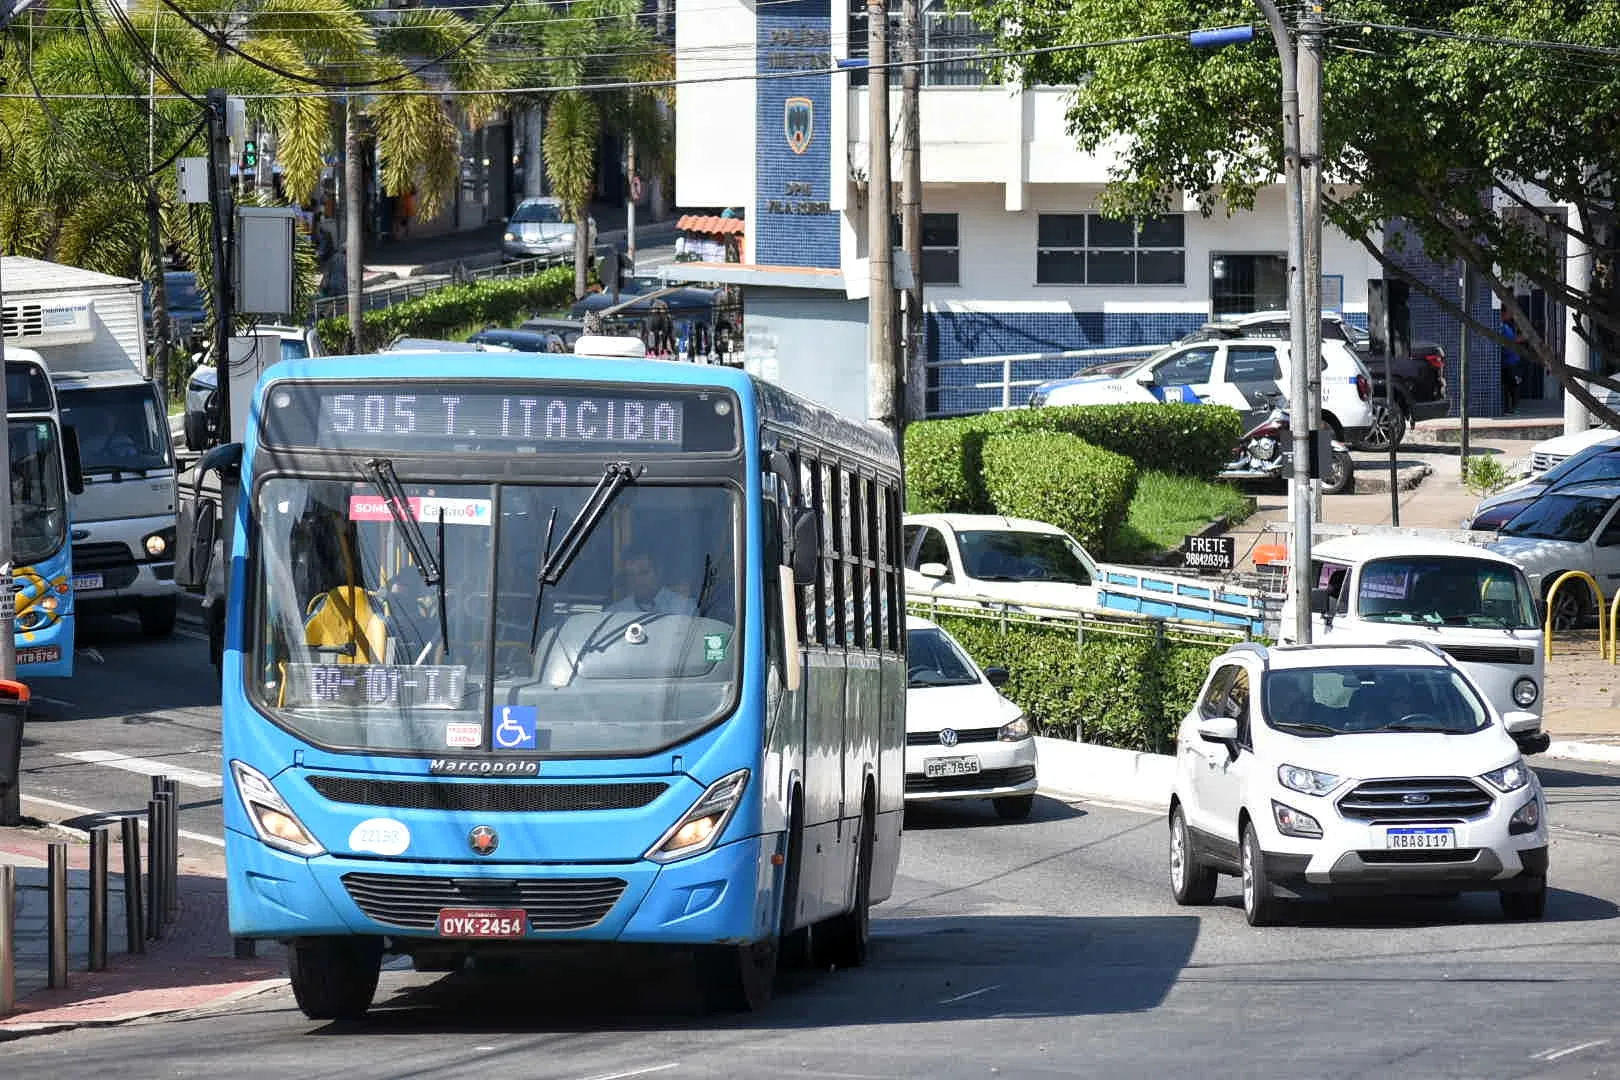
xmin=904 ymin=617 xmax=1038 ymax=820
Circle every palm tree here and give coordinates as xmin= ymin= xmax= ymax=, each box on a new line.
xmin=500 ymin=0 xmax=673 ymax=298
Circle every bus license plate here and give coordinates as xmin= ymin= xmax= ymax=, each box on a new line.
xmin=436 ymin=908 xmax=527 ymax=938
xmin=1385 ymin=827 xmax=1455 ymax=850
xmin=72 ymin=573 xmax=104 ymax=591
xmin=924 ymin=756 xmax=981 ymax=779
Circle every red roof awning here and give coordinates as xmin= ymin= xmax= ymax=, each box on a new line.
xmin=678 ymin=214 xmax=746 ymax=236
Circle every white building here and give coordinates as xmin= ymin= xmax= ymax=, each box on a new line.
xmin=671 ymin=0 xmax=1386 ymax=417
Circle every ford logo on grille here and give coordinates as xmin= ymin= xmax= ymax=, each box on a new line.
xmin=938 ymin=728 xmax=959 ymax=747
xmin=1402 ymin=793 xmax=1431 ymax=805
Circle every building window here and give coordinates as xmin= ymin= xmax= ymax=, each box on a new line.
xmin=921 ymin=212 xmax=959 ymax=285
xmin=1211 ymin=252 xmax=1287 ymax=315
xmin=1036 ymin=213 xmax=1185 ymax=286
xmin=847 ymin=0 xmax=995 ymax=87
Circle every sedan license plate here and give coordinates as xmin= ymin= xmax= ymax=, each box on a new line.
xmin=1384 ymin=827 xmax=1456 ymax=851
xmin=436 ymin=907 xmax=527 ymax=938
xmin=72 ymin=573 xmax=104 ymax=591
xmin=924 ymin=756 xmax=981 ymax=779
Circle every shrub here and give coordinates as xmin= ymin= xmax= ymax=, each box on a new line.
xmin=924 ymin=608 xmax=1227 ymax=752
xmin=1462 ymin=453 xmax=1512 ymax=498
xmin=979 ymin=430 xmax=1138 ymax=552
xmin=317 ymin=266 xmax=576 ymax=352
xmin=1001 ymin=403 xmax=1243 ymax=481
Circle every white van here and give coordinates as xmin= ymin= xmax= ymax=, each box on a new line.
xmin=1278 ymin=535 xmax=1548 ymax=754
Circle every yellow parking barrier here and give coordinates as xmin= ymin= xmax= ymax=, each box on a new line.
xmin=1610 ymin=588 xmax=1620 ymax=665
xmin=1544 ymin=570 xmax=1606 ymax=660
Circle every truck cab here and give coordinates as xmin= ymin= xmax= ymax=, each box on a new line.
xmin=1279 ymin=535 xmax=1549 ymax=754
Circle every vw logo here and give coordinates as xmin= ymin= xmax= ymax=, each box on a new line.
xmin=1402 ymin=793 xmax=1431 ymax=805
xmin=938 ymin=728 xmax=959 ymax=747
xmin=469 ymin=825 xmax=499 ymax=855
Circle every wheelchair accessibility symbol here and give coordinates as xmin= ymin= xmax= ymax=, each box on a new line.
xmin=492 ymin=706 xmax=538 ymax=750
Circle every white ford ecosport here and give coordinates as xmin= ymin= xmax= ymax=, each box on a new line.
xmin=1168 ymin=642 xmax=1549 ymax=925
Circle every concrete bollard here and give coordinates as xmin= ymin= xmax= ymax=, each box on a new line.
xmin=163 ymin=779 xmax=180 ymax=920
xmin=89 ymin=825 xmax=108 ymax=972
xmin=120 ymin=815 xmax=144 ymax=955
xmin=146 ymin=799 xmax=163 ymax=941
xmin=0 ymin=864 xmax=15 ymax=1014
xmin=47 ymin=841 xmax=67 ymax=989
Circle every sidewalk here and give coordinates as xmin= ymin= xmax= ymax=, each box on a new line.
xmin=0 ymin=819 xmax=284 ymax=1040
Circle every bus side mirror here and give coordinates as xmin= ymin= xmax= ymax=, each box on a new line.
xmin=790 ymin=508 xmax=819 ymax=587
xmin=193 ymin=441 xmax=242 ymax=497
xmin=175 ymin=494 xmax=218 ymax=590
xmin=61 ymin=425 xmax=84 ymax=495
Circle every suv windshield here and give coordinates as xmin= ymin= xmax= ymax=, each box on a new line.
xmin=1264 ymin=665 xmax=1489 ymax=735
xmin=1356 ymin=556 xmax=1538 ymax=629
xmin=906 ymin=626 xmax=978 ymax=687
xmin=250 ymin=477 xmax=740 ymax=756
xmin=957 ymin=529 xmax=1093 ymax=585
xmin=58 ymin=385 xmax=173 ymax=475
xmin=1499 ymin=492 xmax=1613 ymax=542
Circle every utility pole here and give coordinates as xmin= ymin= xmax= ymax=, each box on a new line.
xmin=205 ymin=89 xmax=235 ymax=443
xmin=1459 ymin=265 xmax=1473 ymax=469
xmin=1299 ymin=4 xmax=1325 ymax=523
xmin=866 ymin=0 xmax=897 ymax=435
xmin=899 ymin=0 xmax=923 ymax=430
xmin=625 ymin=131 xmax=638 ymax=272
xmin=344 ymin=98 xmax=364 ymax=353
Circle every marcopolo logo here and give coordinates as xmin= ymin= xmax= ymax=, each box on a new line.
xmin=429 ymin=758 xmax=540 ymax=777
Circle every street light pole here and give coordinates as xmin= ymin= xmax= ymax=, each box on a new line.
xmin=1299 ymin=5 xmax=1325 ymax=524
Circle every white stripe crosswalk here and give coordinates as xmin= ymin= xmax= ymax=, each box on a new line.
xmin=57 ymin=749 xmax=222 ymax=789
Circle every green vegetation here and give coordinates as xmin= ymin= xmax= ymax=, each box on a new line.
xmin=1109 ymin=471 xmax=1255 ymax=564
xmin=979 ymin=431 xmax=1139 ymax=553
xmin=1462 ymin=454 xmax=1513 ymax=499
xmin=921 ymin=608 xmax=1226 ymax=751
xmin=315 ymin=267 xmax=575 ymax=353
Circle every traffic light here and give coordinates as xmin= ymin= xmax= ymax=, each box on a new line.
xmin=241 ymin=139 xmax=257 ymax=171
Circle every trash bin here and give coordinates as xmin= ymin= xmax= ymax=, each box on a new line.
xmin=0 ymin=678 xmax=30 ymax=827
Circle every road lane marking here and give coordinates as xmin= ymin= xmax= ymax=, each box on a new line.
xmin=1534 ymin=1039 xmax=1609 ymax=1062
xmin=58 ymin=749 xmax=222 ymax=789
xmin=938 ymin=983 xmax=999 ymax=1005
xmin=22 ymin=793 xmax=226 ymax=846
xmin=577 ymin=1065 xmax=678 ymax=1080
xmin=33 ymin=695 xmax=76 ymax=708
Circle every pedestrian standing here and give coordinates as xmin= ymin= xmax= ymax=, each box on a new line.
xmin=1500 ymin=314 xmax=1525 ymax=415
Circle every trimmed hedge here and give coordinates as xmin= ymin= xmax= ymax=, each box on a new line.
xmin=979 ymin=431 xmax=1138 ymax=553
xmin=904 ymin=402 xmax=1243 ymax=516
xmin=926 ymin=610 xmax=1223 ymax=752
xmin=316 ymin=266 xmax=576 ymax=352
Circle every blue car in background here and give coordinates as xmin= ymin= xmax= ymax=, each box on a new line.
xmin=144 ymin=270 xmax=208 ymax=345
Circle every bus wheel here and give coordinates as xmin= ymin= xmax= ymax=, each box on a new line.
xmin=694 ymin=938 xmax=777 ymax=1013
xmin=819 ymin=798 xmax=874 ymax=970
xmin=288 ymin=936 xmax=382 ymax=1021
xmin=138 ymin=596 xmax=178 ymax=638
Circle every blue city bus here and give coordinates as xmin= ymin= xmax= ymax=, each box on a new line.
xmin=6 ymin=350 xmax=79 ymax=678
xmin=182 ymin=351 xmax=906 ymax=1019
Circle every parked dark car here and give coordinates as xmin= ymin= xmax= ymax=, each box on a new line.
xmin=1180 ymin=311 xmax=1448 ymax=449
xmin=143 ymin=270 xmax=208 ymax=347
xmin=517 ymin=317 xmax=587 ymax=352
xmin=1466 ymin=442 xmax=1620 ymax=530
xmin=466 ymin=327 xmax=570 ymax=353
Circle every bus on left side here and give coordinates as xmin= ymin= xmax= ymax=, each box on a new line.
xmin=6 ymin=348 xmax=80 ymax=678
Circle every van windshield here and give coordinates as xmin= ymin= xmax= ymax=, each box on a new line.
xmin=1355 ymin=556 xmax=1538 ymax=629
xmin=59 ymin=385 xmax=173 ymax=474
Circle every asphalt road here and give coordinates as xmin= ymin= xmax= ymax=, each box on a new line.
xmin=15 ymin=626 xmax=1620 ymax=1077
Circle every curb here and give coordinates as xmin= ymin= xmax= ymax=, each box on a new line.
xmin=1351 ymin=461 xmax=1432 ymax=495
xmin=0 ymin=979 xmax=287 ymax=1042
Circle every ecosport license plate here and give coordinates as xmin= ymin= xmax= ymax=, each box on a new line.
xmin=72 ymin=573 xmax=104 ymax=591
xmin=436 ymin=908 xmax=527 ymax=938
xmin=924 ymin=756 xmax=981 ymax=779
xmin=1384 ymin=827 xmax=1456 ymax=851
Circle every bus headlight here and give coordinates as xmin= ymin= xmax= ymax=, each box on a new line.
xmin=645 ymin=769 xmax=749 ymax=864
xmin=230 ymin=760 xmax=325 ymax=858
xmin=1512 ymin=678 xmax=1539 ymax=707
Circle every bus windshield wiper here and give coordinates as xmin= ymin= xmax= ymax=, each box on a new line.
xmin=357 ymin=457 xmax=449 ymax=659
xmin=538 ymin=462 xmax=641 ymax=586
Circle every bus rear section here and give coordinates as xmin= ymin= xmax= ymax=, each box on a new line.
xmin=215 ymin=357 xmax=903 ymax=1019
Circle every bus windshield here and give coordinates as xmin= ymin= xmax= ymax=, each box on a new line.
xmin=9 ymin=418 xmax=67 ymax=566
xmin=1356 ymin=556 xmax=1539 ymax=629
xmin=250 ymin=476 xmax=741 ymax=756
xmin=58 ymin=385 xmax=173 ymax=474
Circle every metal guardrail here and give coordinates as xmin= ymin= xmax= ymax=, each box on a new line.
xmin=906 ymin=591 xmax=1255 ymax=648
xmin=312 ymin=252 xmax=571 ymax=322
xmin=924 ymin=343 xmax=1166 ymax=417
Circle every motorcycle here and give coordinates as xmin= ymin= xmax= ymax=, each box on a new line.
xmin=1219 ymin=394 xmax=1355 ymax=496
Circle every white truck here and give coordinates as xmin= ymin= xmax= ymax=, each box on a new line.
xmin=3 ymin=257 xmax=180 ymax=636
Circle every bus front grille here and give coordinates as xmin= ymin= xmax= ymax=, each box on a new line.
xmin=341 ymin=872 xmax=628 ymax=931
xmin=308 ymin=776 xmax=668 ymax=813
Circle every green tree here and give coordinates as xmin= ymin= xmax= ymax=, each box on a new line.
xmin=967 ymin=0 xmax=1620 ymax=425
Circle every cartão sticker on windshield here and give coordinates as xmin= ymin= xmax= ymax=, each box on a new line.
xmin=349 ymin=817 xmax=410 ymax=856
xmin=704 ymin=634 xmax=728 ymax=662
xmin=349 ymin=495 xmax=493 ymax=526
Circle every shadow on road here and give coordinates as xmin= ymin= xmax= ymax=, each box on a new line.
xmin=309 ymin=912 xmax=1200 ymax=1035
xmin=1537 ymin=765 xmax=1620 ymax=790
xmin=902 ymin=794 xmax=1083 ymax=831
xmin=1210 ymin=884 xmax=1618 ymax=928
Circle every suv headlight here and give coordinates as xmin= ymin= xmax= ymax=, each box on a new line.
xmin=230 ymin=760 xmax=325 ymax=857
xmin=1278 ymin=764 xmax=1341 ymax=797
xmin=1512 ymin=678 xmax=1539 ymax=707
xmin=998 ymin=715 xmax=1031 ymax=741
xmin=1480 ymin=761 xmax=1530 ymax=793
xmin=645 ymin=769 xmax=749 ymax=864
